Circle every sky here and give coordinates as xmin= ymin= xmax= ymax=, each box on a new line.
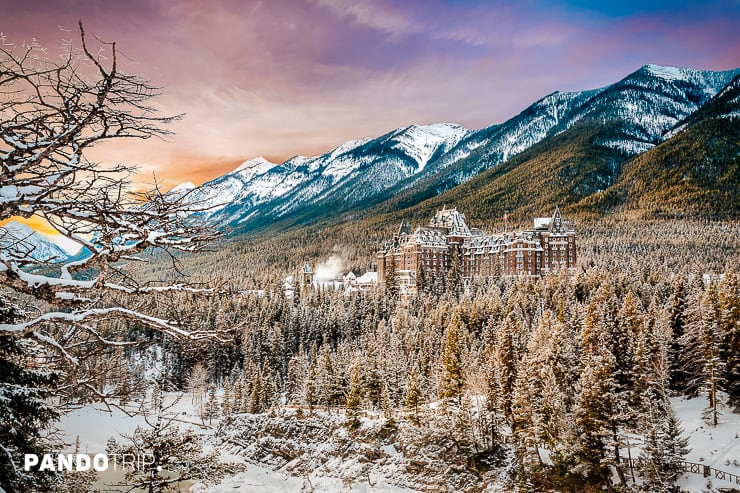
xmin=1 ymin=0 xmax=739 ymax=188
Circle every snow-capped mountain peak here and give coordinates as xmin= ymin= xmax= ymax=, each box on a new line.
xmin=232 ymin=157 xmax=275 ymax=180
xmin=642 ymin=64 xmax=692 ymax=81
xmin=635 ymin=64 xmax=740 ymax=97
xmin=384 ymin=123 xmax=469 ymax=171
xmin=170 ymin=181 xmax=196 ymax=193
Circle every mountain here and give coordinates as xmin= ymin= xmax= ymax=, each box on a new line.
xmin=594 ymin=74 xmax=740 ymax=218
xmin=187 ymin=124 xmax=468 ymax=229
xmin=0 ymin=221 xmax=72 ymax=262
xmin=184 ymin=64 xmax=739 ymax=233
xmin=377 ymin=64 xmax=740 ymax=211
xmin=361 ymin=73 xmax=740 ymax=228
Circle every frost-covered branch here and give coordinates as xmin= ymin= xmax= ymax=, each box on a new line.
xmin=0 ymin=24 xmax=225 ymax=412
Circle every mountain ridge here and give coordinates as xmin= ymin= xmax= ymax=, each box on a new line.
xmin=178 ymin=63 xmax=738 ymax=235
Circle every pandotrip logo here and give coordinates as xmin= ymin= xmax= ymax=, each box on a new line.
xmin=23 ymin=453 xmax=159 ymax=472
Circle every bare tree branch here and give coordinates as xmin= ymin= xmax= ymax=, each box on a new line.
xmin=0 ymin=23 xmax=225 ymax=406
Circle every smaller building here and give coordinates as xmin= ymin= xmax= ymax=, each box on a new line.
xmin=297 ymin=264 xmax=378 ymax=297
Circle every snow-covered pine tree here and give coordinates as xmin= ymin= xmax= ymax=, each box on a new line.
xmin=316 ymin=344 xmax=345 ymax=411
xmin=678 ymin=274 xmax=708 ymax=397
xmin=232 ymin=377 xmax=244 ymax=414
xmin=222 ymin=377 xmax=232 ymax=417
xmin=638 ymin=374 xmax=690 ymax=492
xmin=635 ymin=294 xmax=689 ymax=491
xmin=0 ymin=298 xmax=60 ymax=493
xmin=439 ymin=314 xmax=466 ymax=406
xmin=381 ymin=381 xmax=396 ymax=430
xmin=249 ymin=370 xmax=263 ymax=413
xmin=287 ymin=351 xmax=308 ymax=405
xmin=345 ymin=361 xmax=363 ymax=430
xmin=511 ymin=357 xmax=540 ymax=473
xmin=305 ymin=347 xmax=318 ymax=413
xmin=204 ymin=384 xmax=220 ymax=425
xmin=405 ymin=364 xmax=424 ymax=425
xmin=699 ymin=283 xmax=723 ymax=426
xmin=669 ymin=275 xmax=689 ymax=393
xmin=494 ymin=313 xmax=521 ymax=422
xmin=574 ymin=348 xmax=619 ymax=488
xmin=718 ymin=263 xmax=740 ymax=407
xmin=363 ymin=340 xmax=384 ymax=409
xmin=617 ymin=291 xmax=642 ymax=416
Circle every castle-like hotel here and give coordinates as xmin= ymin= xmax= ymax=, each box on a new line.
xmin=377 ymin=207 xmax=576 ymax=294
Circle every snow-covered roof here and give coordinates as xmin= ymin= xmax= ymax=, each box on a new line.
xmin=429 ymin=207 xmax=471 ymax=236
xmin=356 ymin=272 xmax=378 ymax=284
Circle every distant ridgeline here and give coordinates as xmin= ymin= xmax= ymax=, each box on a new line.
xmin=377 ymin=207 xmax=576 ymax=295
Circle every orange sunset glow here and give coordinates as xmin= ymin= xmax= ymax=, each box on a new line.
xmin=0 ymin=216 xmax=60 ymax=236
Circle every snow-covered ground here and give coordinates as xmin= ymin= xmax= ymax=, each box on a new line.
xmin=58 ymin=395 xmax=422 ymax=493
xmin=200 ymin=463 xmax=419 ymax=493
xmin=57 ymin=394 xmax=740 ymax=492
xmin=673 ymin=395 xmax=740 ymax=492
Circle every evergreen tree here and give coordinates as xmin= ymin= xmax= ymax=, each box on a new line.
xmin=345 ymin=362 xmax=363 ymax=430
xmin=439 ymin=315 xmax=466 ymax=404
xmin=678 ymin=275 xmax=707 ymax=397
xmin=362 ymin=343 xmax=384 ymax=409
xmin=511 ymin=360 xmax=540 ymax=473
xmin=233 ymin=378 xmax=244 ymax=414
xmin=0 ymin=298 xmax=61 ymax=492
xmin=249 ymin=371 xmax=263 ymax=413
xmin=668 ymin=275 xmax=689 ymax=392
xmin=718 ymin=264 xmax=740 ymax=407
xmin=222 ymin=377 xmax=232 ymax=417
xmin=305 ymin=363 xmax=317 ymax=413
xmin=287 ymin=352 xmax=308 ymax=405
xmin=482 ymin=345 xmax=506 ymax=456
xmin=616 ymin=291 xmax=642 ymax=393
xmin=405 ymin=365 xmax=423 ymax=425
xmin=574 ymin=348 xmax=619 ymax=488
xmin=495 ymin=313 xmax=521 ymax=421
xmin=381 ymin=381 xmax=396 ymax=430
xmin=699 ymin=283 xmax=723 ymax=426
xmin=639 ymin=384 xmax=690 ymax=492
xmin=317 ymin=345 xmax=344 ymax=410
xmin=204 ymin=383 xmax=220 ymax=425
